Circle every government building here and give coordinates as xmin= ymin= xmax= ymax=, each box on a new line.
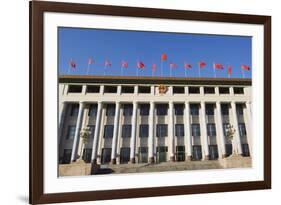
xmin=58 ymin=75 xmax=252 ymax=175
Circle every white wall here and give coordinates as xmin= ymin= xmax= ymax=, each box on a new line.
xmin=0 ymin=0 xmax=279 ymax=204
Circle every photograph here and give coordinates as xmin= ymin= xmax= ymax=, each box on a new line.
xmin=58 ymin=27 xmax=253 ymax=176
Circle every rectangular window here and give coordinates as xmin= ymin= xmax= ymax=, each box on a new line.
xmin=139 ymin=124 xmax=149 ymax=138
xmin=156 ymin=124 xmax=168 ymax=137
xmin=238 ymin=123 xmax=247 ymax=137
xmin=209 ymin=145 xmax=219 ymax=160
xmin=236 ymin=104 xmax=244 ymax=115
xmin=70 ymin=104 xmax=79 ymax=116
xmin=192 ymin=145 xmax=202 ymax=160
xmin=174 ymin=104 xmax=184 ymax=115
xmin=191 ymin=124 xmax=200 ymax=136
xmin=207 ymin=123 xmax=216 ymax=136
xmin=66 ymin=125 xmax=76 ymax=140
xmin=223 ymin=123 xmax=230 ymax=137
xmin=156 ymin=104 xmax=168 ymax=115
xmin=175 ymin=124 xmax=184 ymax=137
xmin=225 ymin=144 xmax=233 ymax=157
xmin=122 ymin=125 xmax=132 ymax=138
xmin=88 ymin=104 xmax=97 ymax=116
xmin=204 ymin=87 xmax=215 ymax=94
xmin=68 ymin=85 xmax=82 ymax=93
xmin=86 ymin=85 xmax=100 ymax=93
xmin=242 ymin=143 xmax=250 ymax=157
xmin=234 ymin=87 xmax=244 ymax=94
xmin=190 ymin=104 xmax=199 ymax=115
xmin=106 ymin=104 xmax=115 ymax=116
xmin=140 ymin=104 xmax=149 ymax=115
xmin=104 ymin=86 xmax=117 ymax=93
xmin=173 ymin=86 xmax=185 ymax=94
xmin=82 ymin=148 xmax=92 ymax=163
xmin=87 ymin=125 xmax=95 ymax=138
xmin=138 ymin=147 xmax=148 ymax=163
xmin=104 ymin=125 xmax=114 ymax=138
xmin=219 ymin=87 xmax=230 ymax=94
xmin=176 ymin=146 xmax=185 ymax=162
xmin=156 ymin=146 xmax=168 ymax=163
xmin=205 ymin=104 xmax=215 ymax=115
xmin=123 ymin=104 xmax=133 ymax=116
xmin=101 ymin=148 xmax=111 ymax=164
xmin=189 ymin=87 xmax=200 ymax=94
xmin=120 ymin=147 xmax=130 ymax=164
xmin=138 ymin=86 xmax=151 ymax=93
xmin=221 ymin=104 xmax=229 ymax=115
xmin=61 ymin=149 xmax=72 ymax=164
xmin=121 ymin=86 xmax=134 ymax=93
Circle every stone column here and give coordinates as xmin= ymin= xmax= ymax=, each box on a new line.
xmin=130 ymin=102 xmax=138 ymax=163
xmin=168 ymin=101 xmax=175 ymax=161
xmin=91 ymin=102 xmax=103 ymax=164
xmin=245 ymin=101 xmax=253 ymax=155
xmin=231 ymin=101 xmax=243 ymax=155
xmin=111 ymin=102 xmax=121 ymax=164
xmin=184 ymin=102 xmax=192 ymax=160
xmin=200 ymin=101 xmax=209 ymax=160
xmin=215 ymin=102 xmax=226 ymax=158
xmin=148 ymin=101 xmax=155 ymax=163
xmin=71 ymin=102 xmax=85 ymax=162
xmin=58 ymin=101 xmax=67 ymax=145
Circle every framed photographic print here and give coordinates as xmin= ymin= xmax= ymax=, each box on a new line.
xmin=30 ymin=1 xmax=271 ymax=204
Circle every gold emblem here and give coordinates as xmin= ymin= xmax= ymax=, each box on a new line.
xmin=158 ymin=84 xmax=168 ymax=94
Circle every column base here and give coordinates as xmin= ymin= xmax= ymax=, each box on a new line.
xmin=129 ymin=158 xmax=136 ymax=164
xmin=169 ymin=156 xmax=175 ymax=162
xmin=110 ymin=158 xmax=116 ymax=164
xmin=149 ymin=157 xmax=155 ymax=164
xmin=221 ymin=154 xmax=227 ymax=159
xmin=204 ymin=155 xmax=210 ymax=160
xmin=91 ymin=158 xmax=97 ymax=165
xmin=185 ymin=155 xmax=192 ymax=161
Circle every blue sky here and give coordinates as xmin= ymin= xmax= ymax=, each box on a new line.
xmin=58 ymin=27 xmax=252 ymax=78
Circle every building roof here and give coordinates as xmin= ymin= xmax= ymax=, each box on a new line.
xmin=59 ymin=75 xmax=252 ymax=86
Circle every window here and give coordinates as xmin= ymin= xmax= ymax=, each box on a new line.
xmin=173 ymin=86 xmax=185 ymax=94
xmin=87 ymin=125 xmax=95 ymax=138
xmin=219 ymin=87 xmax=230 ymax=94
xmin=68 ymin=85 xmax=82 ymax=93
xmin=192 ymin=145 xmax=202 ymax=160
xmin=175 ymin=124 xmax=184 ymax=137
xmin=86 ymin=85 xmax=100 ymax=93
xmin=121 ymin=86 xmax=134 ymax=93
xmin=120 ymin=147 xmax=130 ymax=164
xmin=176 ymin=146 xmax=185 ymax=161
xmin=156 ymin=104 xmax=168 ymax=115
xmin=138 ymin=147 xmax=148 ymax=163
xmin=191 ymin=124 xmax=200 ymax=136
xmin=236 ymin=104 xmax=244 ymax=115
xmin=156 ymin=124 xmax=168 ymax=137
xmin=207 ymin=123 xmax=216 ymax=136
xmin=190 ymin=104 xmax=199 ymax=115
xmin=139 ymin=124 xmax=149 ymax=138
xmin=88 ymin=104 xmax=97 ymax=116
xmin=209 ymin=145 xmax=218 ymax=160
xmin=233 ymin=87 xmax=244 ymax=94
xmin=138 ymin=86 xmax=151 ymax=94
xmin=156 ymin=146 xmax=168 ymax=163
xmin=101 ymin=148 xmax=111 ymax=164
xmin=242 ymin=143 xmax=250 ymax=157
xmin=238 ymin=123 xmax=247 ymax=137
xmin=104 ymin=125 xmax=114 ymax=138
xmin=70 ymin=104 xmax=79 ymax=116
xmin=104 ymin=86 xmax=117 ymax=93
xmin=225 ymin=144 xmax=233 ymax=157
xmin=221 ymin=104 xmax=229 ymax=115
xmin=189 ymin=87 xmax=200 ymax=94
xmin=123 ymin=104 xmax=133 ymax=116
xmin=223 ymin=123 xmax=230 ymax=137
xmin=106 ymin=104 xmax=115 ymax=116
xmin=82 ymin=148 xmax=92 ymax=163
xmin=122 ymin=125 xmax=132 ymax=138
xmin=204 ymin=87 xmax=215 ymax=94
xmin=140 ymin=104 xmax=149 ymax=115
xmin=205 ymin=104 xmax=214 ymax=115
xmin=61 ymin=149 xmax=72 ymax=164
xmin=174 ymin=104 xmax=184 ymax=115
xmin=66 ymin=126 xmax=76 ymax=140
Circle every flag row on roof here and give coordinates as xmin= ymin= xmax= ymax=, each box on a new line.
xmin=67 ymin=53 xmax=251 ymax=78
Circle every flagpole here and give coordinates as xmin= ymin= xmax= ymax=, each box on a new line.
xmin=185 ymin=68 xmax=187 ymax=77
xmin=170 ymin=66 xmax=171 ymax=77
xmin=67 ymin=59 xmax=71 ymax=75
xmin=242 ymin=69 xmax=245 ymax=78
xmin=87 ymin=63 xmax=90 ymax=75
xmin=104 ymin=64 xmax=106 ymax=76
xmin=198 ymin=66 xmax=201 ymax=78
xmin=161 ymin=60 xmax=163 ymax=77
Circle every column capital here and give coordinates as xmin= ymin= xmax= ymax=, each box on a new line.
xmin=79 ymin=101 xmax=85 ymax=106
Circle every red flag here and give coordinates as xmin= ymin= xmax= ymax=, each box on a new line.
xmin=88 ymin=58 xmax=94 ymax=65
xmin=227 ymin=66 xmax=232 ymax=75
xmin=241 ymin=64 xmax=250 ymax=70
xmin=198 ymin=61 xmax=206 ymax=68
xmin=69 ymin=59 xmax=76 ymax=69
xmin=161 ymin=53 xmax=167 ymax=61
xmin=213 ymin=63 xmax=224 ymax=70
xmin=137 ymin=61 xmax=145 ymax=69
xmin=104 ymin=60 xmax=111 ymax=67
xmin=184 ymin=63 xmax=192 ymax=69
xmin=169 ymin=62 xmax=177 ymax=69
xmin=152 ymin=63 xmax=157 ymax=72
xmin=121 ymin=60 xmax=128 ymax=68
